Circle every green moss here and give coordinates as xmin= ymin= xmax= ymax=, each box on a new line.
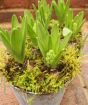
xmin=3 ymin=58 xmax=24 ymax=81
xmin=0 ymin=41 xmax=80 ymax=94
xmin=70 ymin=33 xmax=83 ymax=50
xmin=11 ymin=46 xmax=80 ymax=94
xmin=59 ymin=45 xmax=80 ymax=79
xmin=14 ymin=66 xmax=63 ymax=94
xmin=25 ymin=38 xmax=42 ymax=61
xmin=0 ymin=47 xmax=9 ymax=70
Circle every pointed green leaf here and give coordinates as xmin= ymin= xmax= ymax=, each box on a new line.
xmin=12 ymin=15 xmax=19 ymax=29
xmin=51 ymin=24 xmax=60 ymax=53
xmin=37 ymin=21 xmax=49 ymax=57
xmin=27 ymin=24 xmax=37 ymax=46
xmin=11 ymin=27 xmax=22 ymax=62
xmin=24 ymin=10 xmax=34 ymax=27
xmin=61 ymin=27 xmax=72 ymax=49
xmin=0 ymin=31 xmax=11 ymax=50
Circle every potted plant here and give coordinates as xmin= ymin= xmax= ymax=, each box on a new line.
xmin=0 ymin=0 xmax=86 ymax=105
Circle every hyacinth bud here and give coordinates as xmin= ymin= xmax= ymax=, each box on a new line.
xmin=46 ymin=50 xmax=56 ymax=66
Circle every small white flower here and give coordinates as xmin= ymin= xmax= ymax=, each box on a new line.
xmin=63 ymin=27 xmax=72 ymax=36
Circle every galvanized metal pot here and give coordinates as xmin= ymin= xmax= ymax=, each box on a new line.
xmin=11 ymin=84 xmax=68 ymax=105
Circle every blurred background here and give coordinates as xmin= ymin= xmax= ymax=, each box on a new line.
xmin=0 ymin=0 xmax=88 ymax=23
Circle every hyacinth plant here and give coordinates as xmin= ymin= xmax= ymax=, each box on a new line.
xmin=37 ymin=22 xmax=72 ymax=68
xmin=0 ymin=0 xmax=85 ymax=94
xmin=0 ymin=15 xmax=27 ymax=63
xmin=53 ymin=0 xmax=85 ymax=38
xmin=24 ymin=0 xmax=72 ymax=68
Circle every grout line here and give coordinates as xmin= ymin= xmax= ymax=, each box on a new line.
xmin=72 ymin=8 xmax=88 ymax=11
xmin=0 ymin=7 xmax=87 ymax=13
xmin=78 ymin=75 xmax=88 ymax=104
xmin=0 ymin=8 xmax=33 ymax=13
